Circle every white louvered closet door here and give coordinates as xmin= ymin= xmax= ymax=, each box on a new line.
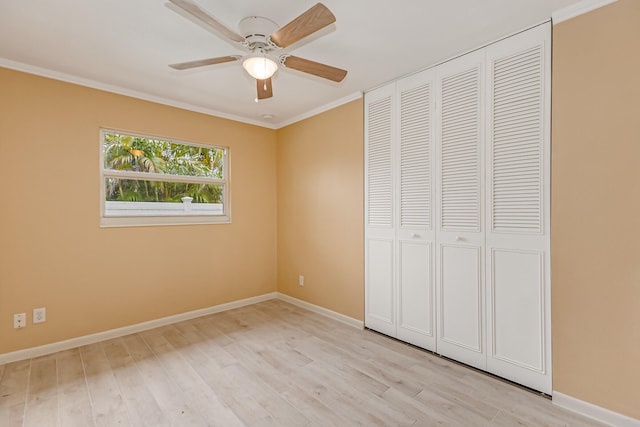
xmin=396 ymin=69 xmax=436 ymax=351
xmin=485 ymin=23 xmax=551 ymax=393
xmin=435 ymin=50 xmax=487 ymax=370
xmin=365 ymin=84 xmax=396 ymax=337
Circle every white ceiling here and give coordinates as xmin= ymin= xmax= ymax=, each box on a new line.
xmin=0 ymin=0 xmax=583 ymax=128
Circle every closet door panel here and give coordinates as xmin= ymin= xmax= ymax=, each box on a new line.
xmin=397 ymin=241 xmax=434 ymax=348
xmin=485 ymin=23 xmax=551 ymax=393
xmin=435 ymin=50 xmax=486 ymax=370
xmin=396 ymin=69 xmax=436 ymax=350
xmin=440 ymin=244 xmax=482 ymax=352
xmin=491 ymin=249 xmax=543 ymax=370
xmin=365 ymin=84 xmax=396 ymax=336
xmin=366 ymin=238 xmax=396 ymax=336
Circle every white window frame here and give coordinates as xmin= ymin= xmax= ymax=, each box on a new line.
xmin=100 ymin=129 xmax=231 ymax=227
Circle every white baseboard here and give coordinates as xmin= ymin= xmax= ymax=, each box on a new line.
xmin=0 ymin=292 xmax=278 ymax=365
xmin=552 ymin=0 xmax=618 ymax=24
xmin=553 ymin=392 xmax=640 ymax=427
xmin=277 ymin=293 xmax=364 ymax=329
xmin=0 ymin=292 xmax=363 ymax=365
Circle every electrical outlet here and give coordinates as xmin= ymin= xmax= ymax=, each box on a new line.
xmin=299 ymin=275 xmax=304 ymax=286
xmin=33 ymin=307 xmax=46 ymax=324
xmin=14 ymin=313 xmax=26 ymax=329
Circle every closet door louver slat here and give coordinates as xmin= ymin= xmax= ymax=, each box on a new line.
xmin=440 ymin=67 xmax=482 ymax=231
xmin=367 ymin=96 xmax=393 ymax=227
xmin=491 ymin=46 xmax=543 ymax=233
xmin=400 ymin=83 xmax=432 ymax=229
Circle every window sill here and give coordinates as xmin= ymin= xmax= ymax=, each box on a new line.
xmin=100 ymin=214 xmax=231 ymax=228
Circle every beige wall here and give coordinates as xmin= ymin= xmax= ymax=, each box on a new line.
xmin=276 ymin=100 xmax=364 ymax=320
xmin=552 ymin=0 xmax=640 ymax=419
xmin=0 ymin=68 xmax=278 ymax=354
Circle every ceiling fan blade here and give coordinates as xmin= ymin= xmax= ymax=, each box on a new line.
xmin=169 ymin=55 xmax=240 ymax=70
xmin=257 ymin=78 xmax=273 ymax=100
xmin=282 ymin=55 xmax=347 ymax=82
xmin=269 ymin=3 xmax=335 ymax=49
xmin=168 ymin=0 xmax=245 ymax=43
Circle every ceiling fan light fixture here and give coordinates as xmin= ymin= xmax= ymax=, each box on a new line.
xmin=242 ymin=55 xmax=278 ymax=80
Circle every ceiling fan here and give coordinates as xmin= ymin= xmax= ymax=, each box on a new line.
xmin=167 ymin=0 xmax=348 ymax=101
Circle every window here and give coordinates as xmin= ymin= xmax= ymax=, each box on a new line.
xmin=100 ymin=129 xmax=230 ymax=227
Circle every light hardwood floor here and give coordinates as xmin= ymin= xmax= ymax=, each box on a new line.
xmin=0 ymin=300 xmax=604 ymax=426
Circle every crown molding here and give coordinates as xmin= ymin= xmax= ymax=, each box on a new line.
xmin=552 ymin=0 xmax=618 ymax=24
xmin=274 ymin=91 xmax=363 ymax=129
xmin=0 ymin=58 xmax=278 ymax=129
xmin=1 ymin=58 xmax=364 ymax=130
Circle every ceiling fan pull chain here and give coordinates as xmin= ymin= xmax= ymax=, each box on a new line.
xmin=263 ymin=56 xmax=268 ymax=82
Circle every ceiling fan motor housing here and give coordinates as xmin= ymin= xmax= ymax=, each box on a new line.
xmin=238 ymin=16 xmax=279 ymax=51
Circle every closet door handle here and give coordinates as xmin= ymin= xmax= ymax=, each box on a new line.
xmin=455 ymin=236 xmax=466 ymax=242
xmin=411 ymin=233 xmax=421 ymax=239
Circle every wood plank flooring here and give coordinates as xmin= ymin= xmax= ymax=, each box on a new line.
xmin=0 ymin=300 xmax=604 ymax=426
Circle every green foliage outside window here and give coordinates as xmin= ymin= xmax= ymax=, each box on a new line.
xmin=103 ymin=132 xmax=224 ymax=203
